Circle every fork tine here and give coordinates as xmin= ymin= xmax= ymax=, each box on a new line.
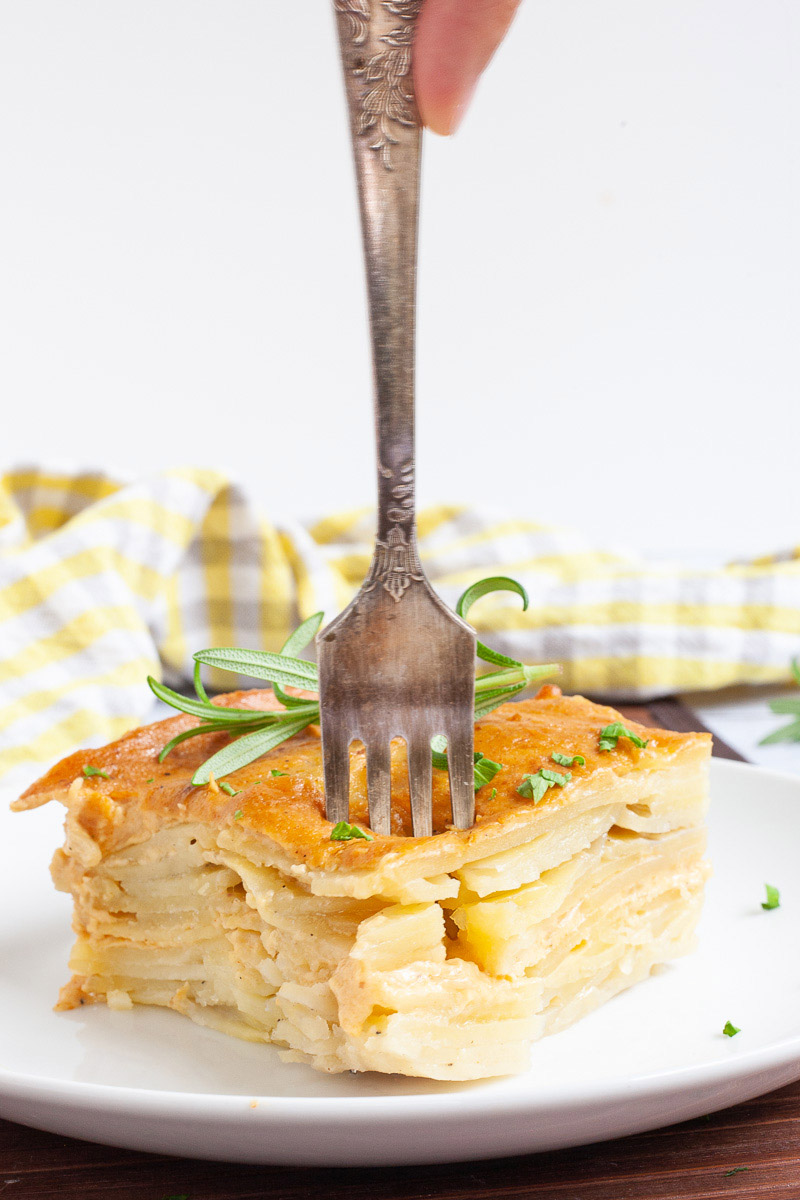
xmin=407 ymin=736 xmax=433 ymax=838
xmin=365 ymin=741 xmax=392 ymax=837
xmin=446 ymin=724 xmax=475 ymax=831
xmin=322 ymin=729 xmax=351 ymax=825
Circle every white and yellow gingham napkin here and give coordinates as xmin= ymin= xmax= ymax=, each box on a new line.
xmin=2 ymin=464 xmax=799 ymax=791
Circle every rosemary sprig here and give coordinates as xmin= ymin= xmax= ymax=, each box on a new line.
xmin=148 ymin=577 xmax=559 ymax=787
xmin=760 ymin=658 xmax=800 ymax=744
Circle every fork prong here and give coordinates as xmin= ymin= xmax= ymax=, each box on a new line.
xmin=446 ymin=725 xmax=475 ymax=831
xmin=407 ymin=736 xmax=433 ymax=838
xmin=322 ymin=730 xmax=351 ymax=825
xmin=365 ymin=741 xmax=392 ymax=837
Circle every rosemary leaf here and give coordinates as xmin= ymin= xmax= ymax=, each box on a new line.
xmin=192 ymin=717 xmax=312 ymax=786
xmin=760 ymin=718 xmax=800 ymax=745
xmin=148 ymin=677 xmax=271 ymax=723
xmin=474 ymin=664 xmax=558 ymax=697
xmin=279 ymin=611 xmax=325 ymax=659
xmin=273 ymin=612 xmax=324 ymax=709
xmin=456 ymin=576 xmax=529 ymax=668
xmin=193 ymin=659 xmax=211 ymax=705
xmin=759 ymin=658 xmax=800 ymax=743
xmin=473 ymin=682 xmax=527 ymax=721
xmin=193 ymin=647 xmax=318 ymax=689
xmin=766 ymin=697 xmax=800 ymax=714
xmin=158 ymin=722 xmax=242 ymax=763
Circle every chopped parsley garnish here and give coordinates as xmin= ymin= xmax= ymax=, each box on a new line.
xmin=517 ymin=768 xmax=571 ymax=804
xmin=431 ymin=741 xmax=504 ymax=791
xmin=541 ymin=768 xmax=571 ymax=785
xmin=551 ymin=752 xmax=585 ymax=768
xmin=598 ymin=722 xmax=649 ymax=752
xmin=490 ymin=788 xmax=497 ymax=800
xmin=330 ymin=821 xmax=373 ymax=842
xmin=219 ymin=781 xmax=239 ymax=797
xmin=724 ymin=1167 xmax=748 ymax=1176
xmin=473 ymin=753 xmax=503 ymax=791
xmin=270 ymin=769 xmax=288 ymax=777
xmin=233 ymin=810 xmax=243 ymax=821
xmin=82 ymin=765 xmax=109 ymax=779
xmin=145 ymin=777 xmax=154 ymax=784
xmin=762 ymin=884 xmax=780 ymax=910
xmin=722 ymin=1021 xmax=740 ymax=1038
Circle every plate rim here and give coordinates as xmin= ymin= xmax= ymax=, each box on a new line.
xmin=2 ymin=1033 xmax=800 ymax=1122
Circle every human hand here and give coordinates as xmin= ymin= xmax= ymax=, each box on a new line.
xmin=414 ymin=0 xmax=523 ymax=135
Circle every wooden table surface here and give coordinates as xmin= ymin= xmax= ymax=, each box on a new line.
xmin=1 ymin=701 xmax=798 ymax=1200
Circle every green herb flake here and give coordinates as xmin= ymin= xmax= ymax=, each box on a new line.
xmin=517 ymin=768 xmax=571 ymax=804
xmin=82 ymin=764 xmax=109 ymax=779
xmin=330 ymin=821 xmax=373 ymax=842
xmin=724 ymin=1167 xmax=749 ymax=1177
xmin=551 ymin=752 xmax=586 ymax=768
xmin=541 ymin=768 xmax=571 ymax=785
xmin=145 ymin=777 xmax=155 ymax=784
xmin=762 ymin=884 xmax=780 ymax=911
xmin=490 ymin=788 xmax=497 ymax=800
xmin=598 ymin=721 xmax=649 ymax=752
xmin=219 ymin=781 xmax=239 ymax=797
xmin=517 ymin=774 xmax=549 ymax=804
xmin=270 ymin=768 xmax=288 ymax=777
xmin=722 ymin=1021 xmax=741 ymax=1038
xmin=474 ymin=753 xmax=503 ymax=791
xmin=233 ymin=809 xmax=243 ymax=821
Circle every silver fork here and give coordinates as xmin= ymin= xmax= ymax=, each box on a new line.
xmin=318 ymin=0 xmax=476 ymax=838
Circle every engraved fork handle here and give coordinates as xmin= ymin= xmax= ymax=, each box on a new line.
xmin=332 ymin=0 xmax=423 ymax=551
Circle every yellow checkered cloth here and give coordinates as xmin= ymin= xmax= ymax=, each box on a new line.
xmin=2 ymin=464 xmax=799 ymax=789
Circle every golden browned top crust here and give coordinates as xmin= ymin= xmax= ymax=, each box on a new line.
xmin=14 ymin=686 xmax=710 ymax=871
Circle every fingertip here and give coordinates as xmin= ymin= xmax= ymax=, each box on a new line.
xmin=419 ymin=101 xmax=463 ymax=138
xmin=413 ymin=6 xmax=463 ymax=135
xmin=416 ymin=77 xmax=476 ymax=137
xmin=413 ymin=0 xmax=521 ymax=136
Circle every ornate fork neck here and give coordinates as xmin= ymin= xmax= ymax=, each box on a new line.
xmin=333 ymin=0 xmax=423 ymax=551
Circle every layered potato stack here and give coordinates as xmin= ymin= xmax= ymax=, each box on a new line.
xmin=15 ymin=686 xmax=710 ymax=1080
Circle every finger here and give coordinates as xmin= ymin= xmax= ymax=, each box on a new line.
xmin=414 ymin=0 xmax=523 ymax=136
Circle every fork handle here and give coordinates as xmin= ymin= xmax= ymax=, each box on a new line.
xmin=333 ymin=0 xmax=422 ymax=547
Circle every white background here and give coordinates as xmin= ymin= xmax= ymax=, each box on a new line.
xmin=0 ymin=0 xmax=797 ymax=557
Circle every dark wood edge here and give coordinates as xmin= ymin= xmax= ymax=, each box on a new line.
xmin=645 ymin=697 xmax=748 ymax=762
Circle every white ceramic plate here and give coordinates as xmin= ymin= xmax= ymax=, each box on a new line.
xmin=0 ymin=758 xmax=798 ymax=1167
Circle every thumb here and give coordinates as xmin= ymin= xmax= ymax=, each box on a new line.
xmin=413 ymin=0 xmax=523 ymax=136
